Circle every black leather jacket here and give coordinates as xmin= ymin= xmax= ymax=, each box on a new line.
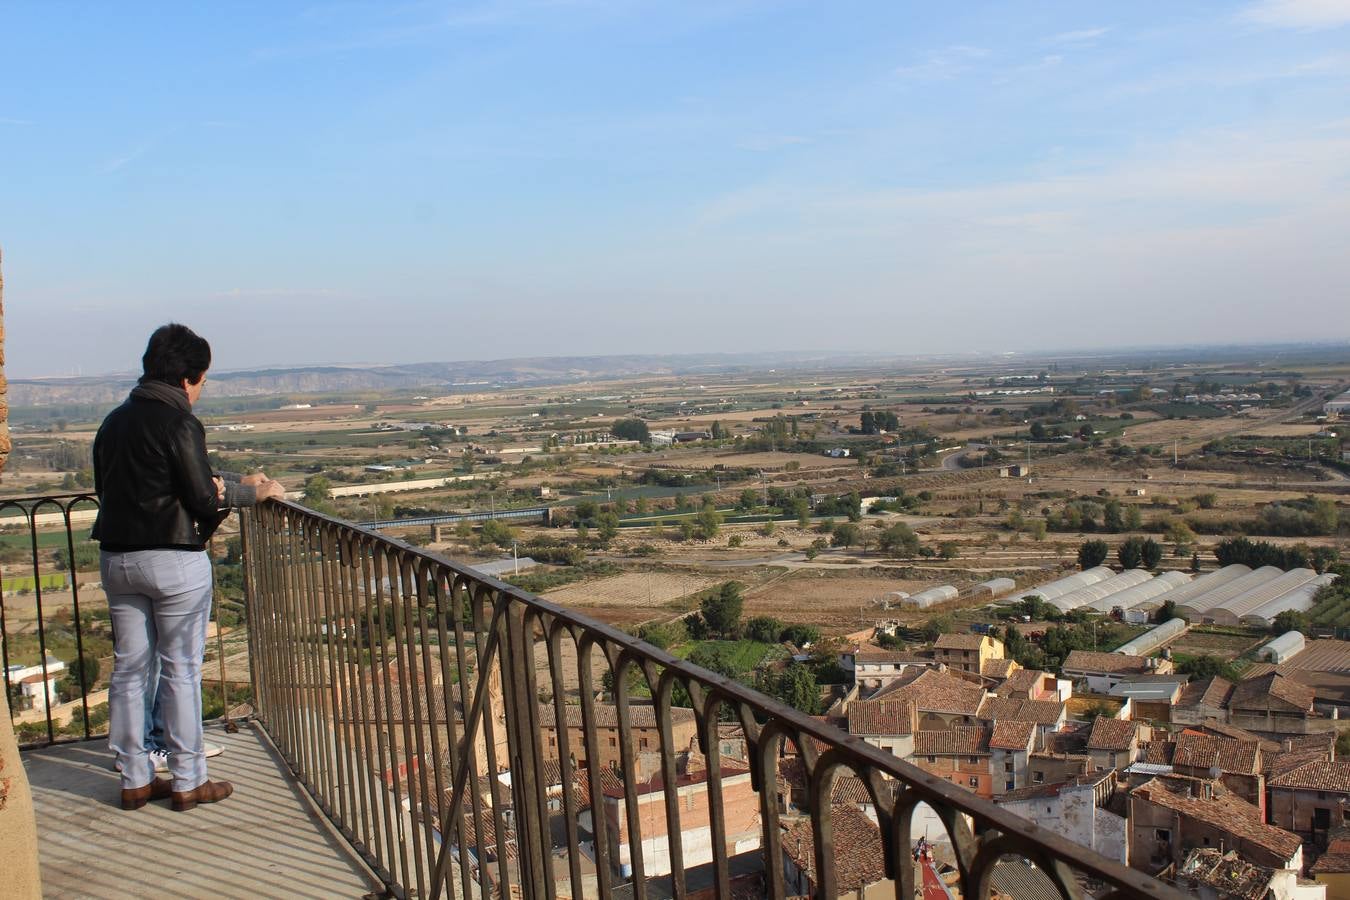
xmin=92 ymin=395 xmax=226 ymax=551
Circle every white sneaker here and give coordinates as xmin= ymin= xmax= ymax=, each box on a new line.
xmin=114 ymin=742 xmax=223 ymax=773
xmin=151 ymin=748 xmax=171 ymax=774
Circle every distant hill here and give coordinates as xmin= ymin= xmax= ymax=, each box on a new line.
xmin=7 ymin=351 xmax=889 ymax=407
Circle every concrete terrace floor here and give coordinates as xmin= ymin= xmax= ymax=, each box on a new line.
xmin=24 ymin=722 xmax=381 ymax=899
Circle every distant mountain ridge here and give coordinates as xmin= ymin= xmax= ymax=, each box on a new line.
xmin=7 ymin=351 xmax=891 ymax=406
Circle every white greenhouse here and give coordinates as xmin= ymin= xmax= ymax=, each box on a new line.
xmin=1115 ymin=618 xmax=1188 ymax=656
xmin=1257 ymin=630 xmax=1306 ymax=664
xmin=1204 ymin=569 xmax=1319 ymax=626
xmin=903 ymin=585 xmax=959 ymax=610
xmin=1016 ymin=567 xmax=1115 ymax=604
xmin=1088 ymin=571 xmax=1192 ymax=614
xmin=1047 ymin=570 xmax=1155 ymax=613
xmin=977 ymin=577 xmax=1017 ymax=599
xmin=1127 ymin=565 xmax=1253 ymax=616
xmin=1241 ymin=573 xmax=1339 ymax=628
xmin=1175 ymin=566 xmax=1285 ymax=617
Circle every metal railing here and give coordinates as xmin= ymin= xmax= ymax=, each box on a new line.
xmin=241 ymin=499 xmax=1181 ymax=900
xmin=0 ymin=492 xmax=102 ymax=746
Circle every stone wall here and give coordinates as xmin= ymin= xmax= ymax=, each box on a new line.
xmin=0 ymin=245 xmax=41 ymax=897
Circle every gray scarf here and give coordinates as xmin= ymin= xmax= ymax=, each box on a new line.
xmin=130 ymin=380 xmax=191 ymax=412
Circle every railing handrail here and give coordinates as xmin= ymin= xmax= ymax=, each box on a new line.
xmin=243 ymin=498 xmax=1182 ymax=900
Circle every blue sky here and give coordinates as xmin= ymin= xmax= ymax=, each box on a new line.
xmin=2 ymin=0 xmax=1349 ymax=377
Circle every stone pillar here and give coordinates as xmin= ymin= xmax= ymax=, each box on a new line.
xmin=0 ymin=246 xmax=9 ymax=478
xmin=0 ymin=246 xmax=41 ymax=898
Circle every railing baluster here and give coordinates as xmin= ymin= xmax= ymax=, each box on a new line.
xmin=575 ymin=634 xmax=614 ymax=900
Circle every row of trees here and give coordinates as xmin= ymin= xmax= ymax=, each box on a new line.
xmin=1077 ymin=537 xmax=1163 ymax=570
xmin=1215 ymin=536 xmax=1339 ymax=572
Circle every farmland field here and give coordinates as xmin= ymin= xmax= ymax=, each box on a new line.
xmin=744 ymin=571 xmax=945 ymax=635
xmin=1166 ymin=629 xmax=1262 ymax=660
xmin=544 ymin=572 xmax=719 ymax=611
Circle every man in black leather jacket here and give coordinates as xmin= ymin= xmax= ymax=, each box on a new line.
xmin=94 ymin=323 xmax=281 ymax=811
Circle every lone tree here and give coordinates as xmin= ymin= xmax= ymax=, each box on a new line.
xmin=1078 ymin=539 xmax=1109 ymax=570
xmin=611 ymin=418 xmax=650 ymax=443
xmin=878 ymin=522 xmax=921 ymax=558
xmin=701 ymin=582 xmax=744 ymax=638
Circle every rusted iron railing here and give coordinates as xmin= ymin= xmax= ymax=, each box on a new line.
xmin=242 ymin=499 xmax=1181 ymax=900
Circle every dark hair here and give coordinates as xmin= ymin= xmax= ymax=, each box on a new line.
xmin=140 ymin=323 xmax=211 ymax=386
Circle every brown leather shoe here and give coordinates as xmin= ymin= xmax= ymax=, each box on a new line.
xmin=121 ymin=778 xmax=172 ymax=810
xmin=171 ymin=779 xmax=234 ymax=811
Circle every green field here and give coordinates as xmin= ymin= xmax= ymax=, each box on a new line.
xmin=674 ymin=639 xmax=782 ymax=672
xmin=2 ymin=573 xmax=67 ymax=593
xmin=0 ymin=526 xmax=92 ymax=550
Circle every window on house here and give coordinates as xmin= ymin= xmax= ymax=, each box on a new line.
xmin=1005 ymin=780 xmax=1014 ymax=791
xmin=968 ymin=756 xmax=979 ymax=764
xmin=1155 ymin=829 xmax=1171 ymax=843
xmin=1046 ymin=806 xmax=1052 ymax=814
xmin=1004 ymin=762 xmax=1014 ymax=772
xmin=1033 ymin=771 xmax=1044 ymax=783
xmin=968 ymin=777 xmax=979 ymax=788
xmin=640 ymin=738 xmax=649 ymax=750
xmin=609 ymin=737 xmax=617 ymax=747
xmin=927 ymin=756 xmax=936 ymax=763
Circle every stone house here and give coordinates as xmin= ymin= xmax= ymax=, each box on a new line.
xmin=1086 ymin=718 xmax=1148 ymax=773
xmin=846 ymin=699 xmax=916 ymax=759
xmin=1228 ymin=673 xmax=1316 ymax=736
xmin=1268 ymin=760 xmax=1350 ymax=846
xmin=539 ymin=703 xmax=698 ymax=778
xmin=988 ymin=720 xmax=1036 ymax=795
xmin=932 ymin=633 xmax=1004 ymax=675
xmin=1129 ymin=776 xmax=1303 ymax=873
xmin=912 ymin=726 xmax=993 ymax=798
xmin=997 ymin=771 xmax=1127 ymax=864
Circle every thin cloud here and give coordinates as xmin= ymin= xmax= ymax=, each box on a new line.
xmin=736 ymin=134 xmax=810 ymax=152
xmin=0 ymin=117 xmax=32 ymax=125
xmin=894 ymin=45 xmax=988 ymax=82
xmin=101 ymin=143 xmax=154 ymax=173
xmin=1046 ymin=27 xmax=1110 ymax=44
xmin=1239 ymin=0 xmax=1350 ymax=30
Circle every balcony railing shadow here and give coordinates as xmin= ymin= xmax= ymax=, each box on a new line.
xmin=4 ymin=493 xmax=1185 ymax=899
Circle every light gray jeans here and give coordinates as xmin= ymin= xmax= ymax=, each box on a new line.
xmin=103 ymin=549 xmax=213 ymax=792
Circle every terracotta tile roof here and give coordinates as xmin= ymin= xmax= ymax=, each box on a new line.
xmin=847 ymin=699 xmax=915 ymax=736
xmin=1132 ymin=777 xmax=1301 ymax=861
xmin=1086 ymin=717 xmax=1139 ymax=752
xmin=914 ymin=726 xmax=990 ymax=756
xmin=981 ymin=658 xmax=1017 ymax=679
xmin=1310 ymin=853 xmax=1350 ymax=875
xmin=979 ymin=697 xmax=1065 ymax=726
xmin=1176 ymin=676 xmax=1234 ymax=710
xmin=998 ymin=781 xmax=1068 ymax=803
xmin=1265 ymin=748 xmax=1331 ymax=781
xmin=934 ymin=633 xmax=985 ymax=651
xmin=989 ymin=720 xmax=1036 ymax=751
xmin=1138 ymin=740 xmax=1176 ymax=766
xmin=1229 ymin=672 xmax=1315 ymax=714
xmin=853 ymin=650 xmax=917 ymax=665
xmin=1197 ymin=720 xmax=1279 ymax=753
xmin=831 ymin=775 xmax=897 ymax=806
xmin=997 ymin=668 xmax=1051 ymax=697
xmin=782 ymin=804 xmax=886 ymax=893
xmin=1282 ymin=731 xmax=1336 ymax=754
xmin=1173 ymin=732 xmax=1260 ymax=776
xmin=1062 ymin=650 xmax=1154 ymax=676
xmin=538 ymin=703 xmax=696 ymax=729
xmin=1269 ymin=759 xmax=1350 ymax=793
xmin=881 ymin=668 xmax=986 ymax=717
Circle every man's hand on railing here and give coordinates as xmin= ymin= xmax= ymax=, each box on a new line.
xmin=253 ymin=479 xmax=286 ymax=502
